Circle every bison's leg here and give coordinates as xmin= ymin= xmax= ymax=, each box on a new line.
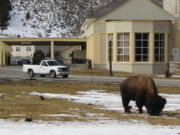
xmin=122 ymin=96 xmax=131 ymax=113
xmin=120 ymin=83 xmax=131 ymax=113
xmin=136 ymin=98 xmax=144 ymax=113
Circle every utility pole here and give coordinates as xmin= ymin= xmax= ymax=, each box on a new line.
xmin=108 ymin=34 xmax=113 ymax=76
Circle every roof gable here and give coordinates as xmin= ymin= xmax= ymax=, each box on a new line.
xmin=91 ymin=0 xmax=174 ymax=22
xmin=90 ymin=0 xmax=126 ymax=18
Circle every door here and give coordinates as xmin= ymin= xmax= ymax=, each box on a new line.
xmin=172 ymin=48 xmax=180 ymax=62
xmin=39 ymin=61 xmax=49 ymax=74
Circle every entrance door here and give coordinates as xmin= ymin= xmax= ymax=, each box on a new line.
xmin=172 ymin=48 xmax=180 ymax=62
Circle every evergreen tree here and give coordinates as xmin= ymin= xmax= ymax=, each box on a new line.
xmin=0 ymin=0 xmax=12 ymax=32
xmin=26 ymin=11 xmax=31 ymax=20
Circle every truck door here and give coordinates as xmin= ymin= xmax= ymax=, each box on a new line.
xmin=39 ymin=61 xmax=49 ymax=74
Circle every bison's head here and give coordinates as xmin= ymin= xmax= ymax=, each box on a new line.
xmin=146 ymin=95 xmax=166 ymax=116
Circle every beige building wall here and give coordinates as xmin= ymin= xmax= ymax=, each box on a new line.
xmin=86 ymin=34 xmax=94 ymax=64
xmin=173 ymin=22 xmax=180 ymax=48
xmin=11 ymin=45 xmax=35 ymax=57
xmin=93 ymin=33 xmax=101 ymax=64
xmin=100 ymin=33 xmax=106 ymax=64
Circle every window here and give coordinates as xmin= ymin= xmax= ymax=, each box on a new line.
xmin=117 ymin=33 xmax=130 ymax=62
xmin=41 ymin=61 xmax=48 ymax=66
xmin=135 ymin=33 xmax=149 ymax=62
xmin=108 ymin=34 xmax=113 ymax=62
xmin=47 ymin=60 xmax=61 ymax=66
xmin=16 ymin=47 xmax=20 ymax=52
xmin=154 ymin=33 xmax=165 ymax=62
xmin=26 ymin=47 xmax=31 ymax=52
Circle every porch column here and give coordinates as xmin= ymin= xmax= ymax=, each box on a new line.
xmin=165 ymin=33 xmax=169 ymax=63
xmin=51 ymin=41 xmax=54 ymax=59
xmin=149 ymin=32 xmax=154 ymax=64
xmin=130 ymin=32 xmax=135 ymax=63
xmin=113 ymin=32 xmax=117 ymax=63
xmin=6 ymin=44 xmax=11 ymax=65
xmin=2 ymin=43 xmax=6 ymax=66
xmin=0 ymin=41 xmax=2 ymax=66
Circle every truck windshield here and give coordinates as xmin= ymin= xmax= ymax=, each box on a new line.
xmin=47 ymin=61 xmax=61 ymax=66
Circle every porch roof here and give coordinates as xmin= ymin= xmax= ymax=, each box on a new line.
xmin=0 ymin=38 xmax=86 ymax=46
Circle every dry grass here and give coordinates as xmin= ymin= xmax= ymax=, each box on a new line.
xmin=0 ymin=81 xmax=120 ymax=122
xmin=158 ymin=86 xmax=180 ymax=94
xmin=0 ymin=81 xmax=180 ymax=125
xmin=70 ymin=68 xmax=135 ymax=77
xmin=70 ymin=68 xmax=164 ymax=78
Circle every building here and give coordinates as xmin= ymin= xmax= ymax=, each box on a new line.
xmin=10 ymin=45 xmax=64 ymax=64
xmin=0 ymin=38 xmax=86 ymax=66
xmin=10 ymin=45 xmax=34 ymax=65
xmin=81 ymin=0 xmax=180 ymax=74
xmin=11 ymin=45 xmax=34 ymax=58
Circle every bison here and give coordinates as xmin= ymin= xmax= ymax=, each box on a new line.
xmin=120 ymin=75 xmax=166 ymax=115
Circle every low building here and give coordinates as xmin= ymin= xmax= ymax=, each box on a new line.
xmin=10 ymin=45 xmax=64 ymax=64
xmin=10 ymin=45 xmax=34 ymax=64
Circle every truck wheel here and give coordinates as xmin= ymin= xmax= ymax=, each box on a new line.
xmin=63 ymin=75 xmax=68 ymax=78
xmin=50 ymin=71 xmax=56 ymax=78
xmin=28 ymin=69 xmax=34 ymax=78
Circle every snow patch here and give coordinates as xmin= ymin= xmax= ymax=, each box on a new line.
xmin=41 ymin=114 xmax=77 ymax=117
xmin=30 ymin=90 xmax=180 ymax=112
xmin=0 ymin=119 xmax=179 ymax=135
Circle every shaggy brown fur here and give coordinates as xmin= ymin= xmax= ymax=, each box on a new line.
xmin=120 ymin=75 xmax=166 ymax=115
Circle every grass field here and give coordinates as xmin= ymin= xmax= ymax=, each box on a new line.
xmin=70 ymin=68 xmax=163 ymax=78
xmin=0 ymin=81 xmax=180 ymax=125
xmin=70 ymin=68 xmax=140 ymax=77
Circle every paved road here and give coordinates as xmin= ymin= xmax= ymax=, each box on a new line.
xmin=1 ymin=66 xmax=180 ymax=87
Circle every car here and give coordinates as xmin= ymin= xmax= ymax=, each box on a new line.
xmin=17 ymin=59 xmax=31 ymax=66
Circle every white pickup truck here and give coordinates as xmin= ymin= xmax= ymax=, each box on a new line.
xmin=23 ymin=60 xmax=70 ymax=78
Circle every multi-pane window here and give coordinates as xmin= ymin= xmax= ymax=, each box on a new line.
xmin=16 ymin=47 xmax=20 ymax=52
xmin=117 ymin=33 xmax=130 ymax=62
xmin=108 ymin=34 xmax=113 ymax=62
xmin=135 ymin=33 xmax=149 ymax=62
xmin=26 ymin=47 xmax=31 ymax=52
xmin=154 ymin=33 xmax=165 ymax=62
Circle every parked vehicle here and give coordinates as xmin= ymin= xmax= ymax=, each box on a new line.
xmin=23 ymin=60 xmax=69 ymax=78
xmin=17 ymin=59 xmax=31 ymax=66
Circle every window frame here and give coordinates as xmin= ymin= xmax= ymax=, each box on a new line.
xmin=135 ymin=33 xmax=149 ymax=62
xmin=26 ymin=46 xmax=31 ymax=52
xmin=16 ymin=47 xmax=21 ymax=52
xmin=154 ymin=33 xmax=165 ymax=62
xmin=116 ymin=33 xmax=130 ymax=62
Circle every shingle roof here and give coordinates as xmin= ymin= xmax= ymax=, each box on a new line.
xmin=89 ymin=0 xmax=162 ymax=18
xmin=89 ymin=0 xmax=126 ymax=18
